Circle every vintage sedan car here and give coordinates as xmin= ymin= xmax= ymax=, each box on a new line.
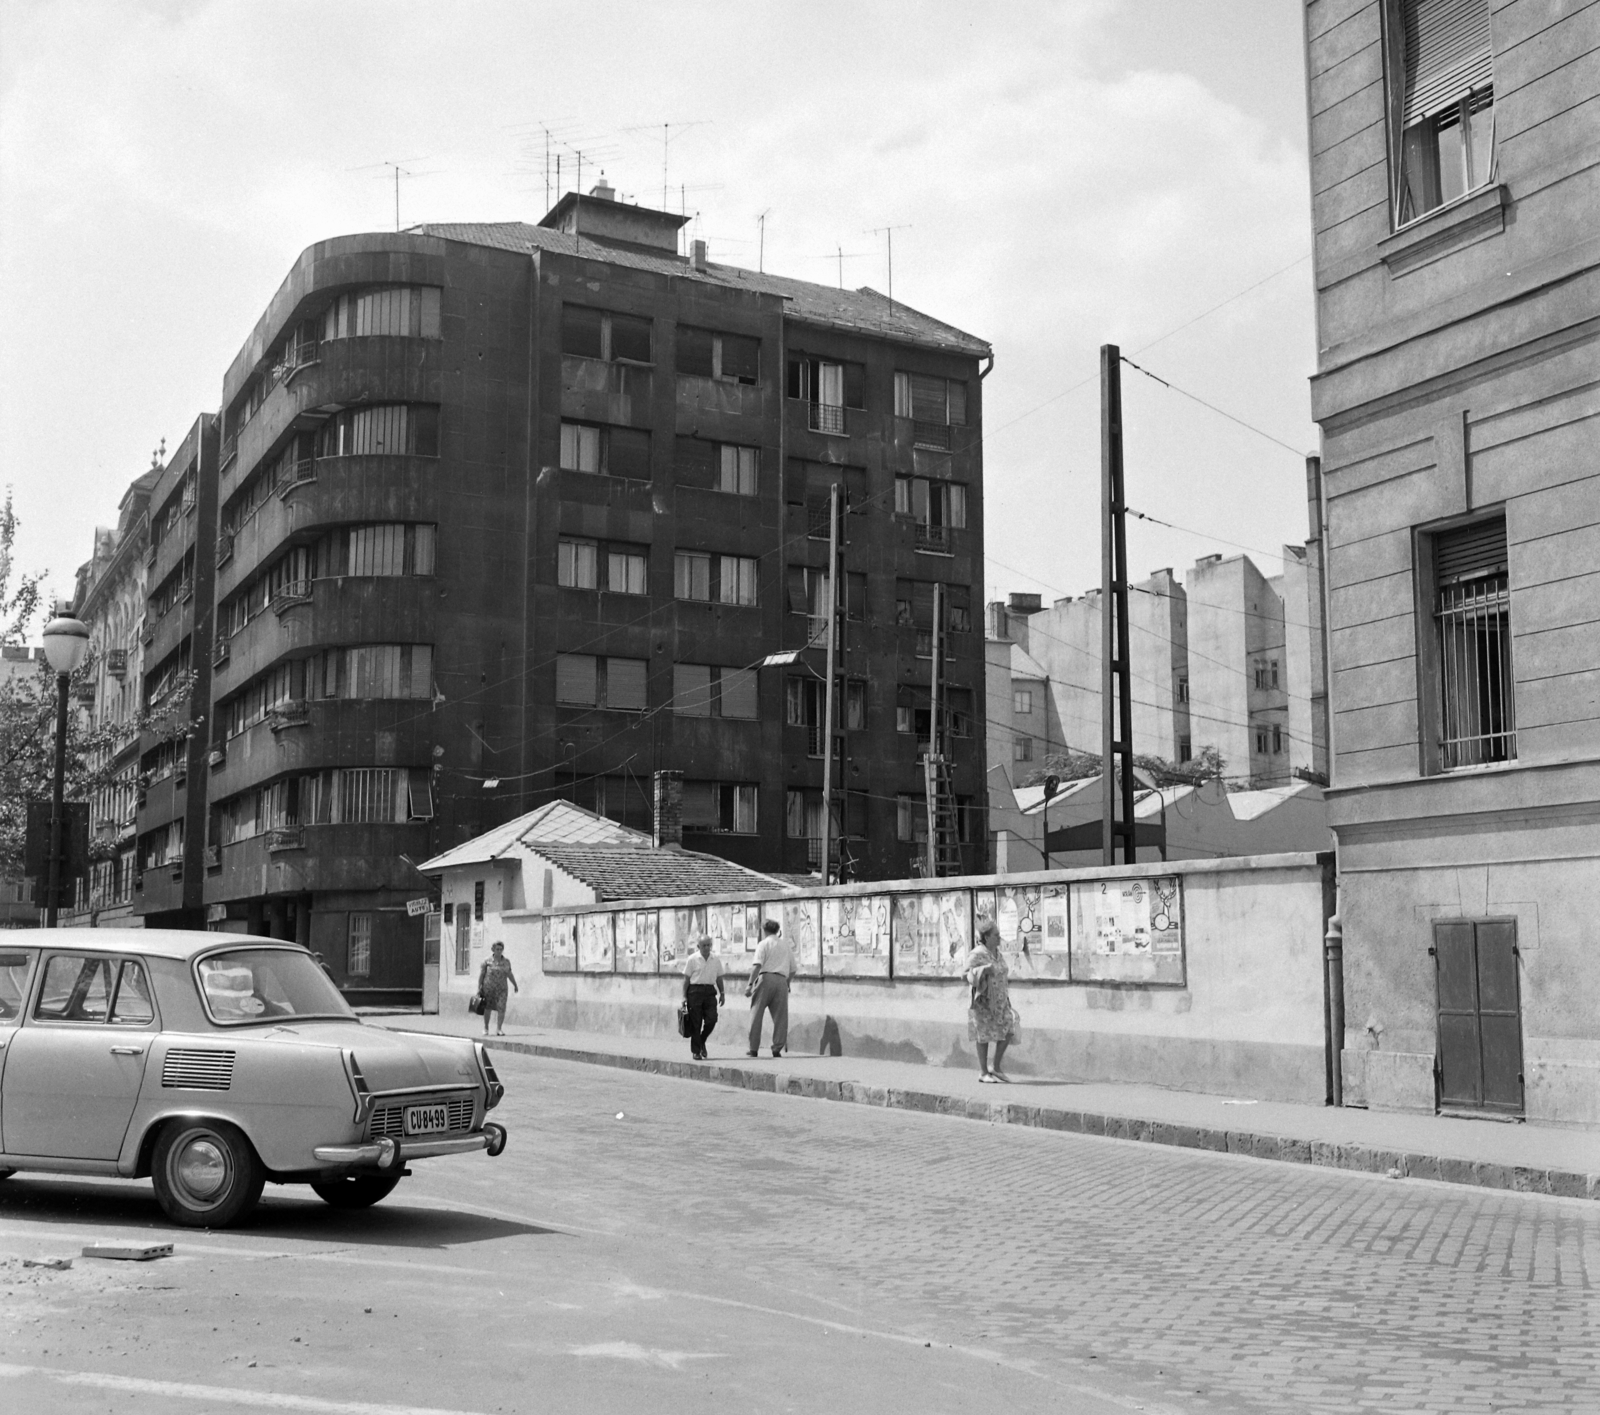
xmin=0 ymin=930 xmax=505 ymax=1227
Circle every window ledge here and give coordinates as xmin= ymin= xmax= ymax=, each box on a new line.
xmin=1379 ymin=184 xmax=1509 ymax=278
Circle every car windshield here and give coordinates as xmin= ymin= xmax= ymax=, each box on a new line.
xmin=196 ymin=948 xmax=356 ymax=1025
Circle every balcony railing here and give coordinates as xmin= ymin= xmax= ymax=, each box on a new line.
xmin=269 ymin=580 xmax=313 ymax=615
xmin=106 ymin=648 xmax=128 ymax=677
xmin=276 ymin=456 xmax=316 ymax=498
xmin=203 ymin=844 xmax=220 ymax=868
xmin=212 ymin=635 xmax=230 ymax=669
xmin=912 ymin=419 xmax=953 ymax=451
xmin=914 ymin=523 xmax=951 ymax=553
xmin=807 ymin=402 xmax=846 ymax=435
xmin=220 ymin=431 xmax=237 ymax=470
xmin=217 ymin=532 xmax=234 ymax=566
xmin=266 ymin=826 xmax=305 ymax=853
xmin=207 ymin=745 xmax=227 ymax=769
xmin=267 ymin=699 xmax=310 ymax=732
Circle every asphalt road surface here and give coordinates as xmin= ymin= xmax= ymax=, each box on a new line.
xmin=1 ymin=1050 xmax=1596 ymax=1414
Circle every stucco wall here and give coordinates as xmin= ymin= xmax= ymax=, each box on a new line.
xmin=438 ymin=853 xmax=1335 ymax=1103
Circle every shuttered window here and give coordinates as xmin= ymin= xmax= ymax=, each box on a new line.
xmin=605 ymin=658 xmax=648 ymax=711
xmin=672 ymin=664 xmax=758 ymax=719
xmin=556 ymin=653 xmax=598 ymax=705
xmin=1402 ymin=0 xmax=1492 ymax=124
xmin=1393 ymin=0 xmax=1494 ymax=222
xmin=556 ymin=654 xmax=647 ymax=710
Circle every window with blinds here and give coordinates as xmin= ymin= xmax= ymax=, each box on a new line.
xmin=555 ymin=654 xmax=648 ymax=710
xmin=315 ymin=523 xmax=435 ymax=577
xmin=671 ymin=664 xmax=759 ymax=719
xmin=1391 ymin=0 xmax=1494 ymax=223
xmin=323 ymin=286 xmax=441 ymax=341
xmin=1430 ymin=515 xmax=1514 ymax=770
xmin=309 ymin=644 xmax=433 ymax=700
xmin=318 ymin=405 xmax=440 ymax=458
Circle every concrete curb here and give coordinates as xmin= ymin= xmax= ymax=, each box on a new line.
xmin=475 ymin=1036 xmax=1600 ymax=1202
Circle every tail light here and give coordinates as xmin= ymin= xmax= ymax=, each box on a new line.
xmin=341 ymin=1048 xmax=373 ymax=1124
xmin=474 ymin=1042 xmax=504 ymax=1111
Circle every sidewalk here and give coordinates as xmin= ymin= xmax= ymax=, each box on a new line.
xmin=381 ymin=1014 xmax=1600 ymax=1202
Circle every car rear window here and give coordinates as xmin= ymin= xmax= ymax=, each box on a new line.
xmin=196 ymin=948 xmax=355 ymax=1025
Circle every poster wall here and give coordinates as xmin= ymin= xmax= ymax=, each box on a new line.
xmin=1069 ymin=876 xmax=1185 ymax=985
xmin=577 ymin=913 xmax=614 ymax=973
xmin=821 ymin=895 xmax=891 ymax=978
xmin=891 ymin=889 xmax=972 ymax=979
xmin=541 ymin=914 xmax=577 ymax=973
xmin=614 ymin=910 xmax=659 ymax=974
xmin=780 ymin=898 xmax=822 ymax=978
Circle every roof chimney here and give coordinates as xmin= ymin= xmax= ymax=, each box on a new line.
xmin=589 ymin=174 xmax=615 ymax=201
xmin=1007 ymin=592 xmax=1043 ymax=616
xmin=653 ymin=770 xmax=684 ymax=850
xmin=691 ymin=239 xmax=707 ymax=272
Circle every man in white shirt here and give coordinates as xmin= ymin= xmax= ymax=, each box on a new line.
xmin=746 ymin=918 xmax=796 ymax=1058
xmin=682 ymin=935 xmax=724 ymax=1061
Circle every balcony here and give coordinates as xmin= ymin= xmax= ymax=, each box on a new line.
xmin=266 ymin=826 xmax=305 ymax=853
xmin=912 ymin=420 xmax=953 ymax=451
xmin=217 ymin=532 xmax=234 ymax=566
xmin=212 ymin=635 xmax=230 ymax=669
xmin=276 ymin=455 xmax=316 ymax=499
xmin=266 ymin=699 xmax=310 ymax=732
xmin=204 ymin=844 xmax=220 ymax=869
xmin=221 ymin=431 xmax=237 ymax=471
xmin=207 ymin=745 xmax=227 ymax=769
xmin=807 ymin=402 xmax=847 ymax=436
xmin=914 ymin=523 xmax=952 ymax=554
xmin=269 ymin=580 xmax=313 ymax=615
xmin=107 ymin=648 xmax=128 ymax=678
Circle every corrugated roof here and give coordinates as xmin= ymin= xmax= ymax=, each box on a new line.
xmin=536 ymin=844 xmax=792 ymax=901
xmin=418 ymin=800 xmax=647 ymax=873
xmin=408 ymin=220 xmax=991 ymax=358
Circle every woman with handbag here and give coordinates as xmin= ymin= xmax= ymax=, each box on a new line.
xmin=476 ymin=942 xmax=518 ymax=1037
xmin=965 ymin=918 xmax=1019 ymax=1082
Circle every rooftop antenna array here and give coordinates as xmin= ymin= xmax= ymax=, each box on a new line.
xmin=346 ymin=157 xmax=437 ymax=231
xmin=866 ymin=224 xmax=912 ymax=314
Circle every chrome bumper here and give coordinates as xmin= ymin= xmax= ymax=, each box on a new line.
xmin=314 ymin=1133 xmax=491 ymax=1165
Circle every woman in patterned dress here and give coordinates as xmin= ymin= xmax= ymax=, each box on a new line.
xmin=966 ymin=919 xmax=1017 ymax=1082
xmin=477 ymin=942 xmax=518 ymax=1036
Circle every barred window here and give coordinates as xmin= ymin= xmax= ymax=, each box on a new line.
xmin=347 ymin=913 xmax=372 ymax=978
xmin=324 ymin=286 xmax=441 ymax=341
xmin=1431 ymin=516 xmax=1514 ymax=770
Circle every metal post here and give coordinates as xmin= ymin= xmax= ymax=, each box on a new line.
xmin=818 ymin=484 xmax=841 ymax=885
xmin=45 ymin=671 xmax=70 ymax=927
xmin=1101 ymin=344 xmax=1135 ymax=865
xmin=1324 ymin=912 xmax=1345 ymax=1106
xmin=926 ymin=581 xmax=946 ymax=878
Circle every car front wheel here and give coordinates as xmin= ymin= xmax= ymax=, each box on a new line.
xmin=309 ymin=1174 xmax=403 ymax=1209
xmin=151 ymin=1121 xmax=265 ymax=1228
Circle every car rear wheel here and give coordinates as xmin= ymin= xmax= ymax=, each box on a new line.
xmin=309 ymin=1174 xmax=403 ymax=1209
xmin=151 ymin=1121 xmax=265 ymax=1228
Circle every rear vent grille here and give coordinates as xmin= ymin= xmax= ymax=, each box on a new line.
xmin=161 ymin=1048 xmax=236 ymax=1090
xmin=369 ymin=1096 xmax=475 ymax=1139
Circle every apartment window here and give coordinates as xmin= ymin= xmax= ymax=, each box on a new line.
xmin=1390 ymin=0 xmax=1494 ymax=224
xmin=317 ymin=405 xmax=439 ymax=458
xmin=473 ymin=880 xmax=485 ymax=921
xmin=896 ymin=794 xmax=929 ymax=845
xmin=786 ymin=566 xmax=832 ymax=640
xmin=557 ymin=538 xmax=647 ymax=594
xmin=683 ymin=782 xmax=759 ymax=834
xmin=845 ymin=679 xmax=867 ymax=732
xmin=560 ymin=423 xmax=651 ymax=479
xmin=1014 ymin=689 xmax=1032 ymax=715
xmin=1013 ymin=736 xmax=1033 ymax=763
xmin=785 ymin=789 xmax=826 ymax=865
xmin=310 ymin=523 xmax=435 ymax=581
xmin=947 ymin=686 xmax=972 ymax=738
xmin=896 ymin=579 xmax=968 ymax=653
xmin=323 ymin=286 xmax=441 ymax=341
xmin=309 ymin=644 xmax=433 ymax=700
xmin=561 ymin=306 xmax=653 ymax=364
xmin=1430 ymin=516 xmax=1514 ymax=770
xmin=558 ymin=537 xmax=598 ymax=589
xmin=672 ymin=664 xmax=758 ymax=719
xmin=1255 ymin=728 xmax=1269 ymax=755
xmin=896 ymin=685 xmax=931 ymax=743
xmin=1179 ymin=736 xmax=1192 ymax=763
xmin=678 ymin=438 xmax=760 ymax=496
xmin=893 ymin=372 xmax=968 ymax=449
xmin=347 ymin=913 xmax=372 ymax=978
xmin=555 ymin=654 xmax=649 ymax=710
xmin=1270 ymin=660 xmax=1280 ymax=689
xmin=678 ymin=327 xmax=760 ymax=385
xmin=895 ymin=475 xmax=967 ymax=551
xmin=674 ymin=551 xmax=757 ymax=606
xmin=1272 ymin=725 xmax=1284 ymax=754
xmin=1177 ymin=677 xmax=1189 ymax=704
xmin=786 ymin=355 xmax=865 ymax=435
xmin=718 ymin=445 xmax=758 ymax=496
xmin=216 ymin=767 xmax=424 ymax=842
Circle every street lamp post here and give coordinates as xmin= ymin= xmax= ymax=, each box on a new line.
xmin=42 ymin=614 xmax=90 ymax=927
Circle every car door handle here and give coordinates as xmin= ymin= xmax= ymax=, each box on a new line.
xmin=110 ymin=1045 xmax=145 ymax=1056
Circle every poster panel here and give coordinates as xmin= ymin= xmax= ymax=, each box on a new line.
xmin=1068 ymin=876 xmax=1184 ymax=984
xmin=614 ymin=909 xmax=659 ymax=975
xmin=540 ymin=914 xmax=577 ymax=973
xmin=576 ymin=912 xmax=614 ymax=974
xmin=972 ymin=887 xmax=1031 ymax=974
xmin=659 ymin=905 xmax=703 ymax=976
xmin=779 ymin=898 xmax=822 ymax=978
xmin=705 ymin=902 xmax=749 ymax=973
xmin=892 ymin=889 xmax=972 ymax=979
xmin=1000 ymin=883 xmax=1069 ymax=981
xmin=821 ymin=895 xmax=891 ymax=978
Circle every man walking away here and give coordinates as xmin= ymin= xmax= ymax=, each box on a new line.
xmin=683 ymin=934 xmax=725 ymax=1061
xmin=747 ymin=918 xmax=796 ymax=1058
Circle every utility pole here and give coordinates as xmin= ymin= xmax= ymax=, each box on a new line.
xmin=818 ymin=484 xmax=842 ymax=885
xmin=1101 ymin=344 xmax=1136 ymax=865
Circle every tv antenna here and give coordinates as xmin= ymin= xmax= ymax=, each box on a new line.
xmin=757 ymin=210 xmax=771 ymax=273
xmin=348 ymin=157 xmax=433 ymax=231
xmin=866 ymin=224 xmax=912 ymax=313
xmin=620 ymin=121 xmax=710 ymax=210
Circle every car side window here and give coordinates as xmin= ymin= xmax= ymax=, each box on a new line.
xmin=0 ymin=950 xmax=36 ymax=1021
xmin=109 ymin=961 xmax=156 ymax=1026
xmin=34 ymin=955 xmax=116 ymax=1023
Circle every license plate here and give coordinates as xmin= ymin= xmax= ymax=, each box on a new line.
xmin=404 ymin=1104 xmax=450 ymax=1136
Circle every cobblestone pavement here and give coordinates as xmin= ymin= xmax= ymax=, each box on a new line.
xmin=514 ymin=1053 xmax=1598 ymax=1414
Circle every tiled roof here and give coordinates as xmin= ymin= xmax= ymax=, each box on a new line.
xmin=534 ymin=844 xmax=792 ymax=901
xmin=418 ymin=799 xmax=647 ymax=872
xmin=408 ymin=221 xmax=991 ymax=358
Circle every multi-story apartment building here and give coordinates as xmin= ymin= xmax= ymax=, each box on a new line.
xmin=135 ymin=416 xmax=220 ymax=929
xmin=189 ymin=184 xmax=988 ymax=999
xmin=64 ymin=468 xmax=159 ymax=927
xmin=1302 ymin=0 xmax=1599 ymax=1123
xmin=987 ymin=549 xmax=1326 ymax=788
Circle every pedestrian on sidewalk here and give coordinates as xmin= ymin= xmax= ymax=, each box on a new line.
xmin=747 ymin=918 xmax=796 ymax=1058
xmin=682 ymin=934 xmax=725 ymax=1060
xmin=966 ymin=919 xmax=1017 ymax=1082
xmin=477 ymin=941 xmax=518 ymax=1037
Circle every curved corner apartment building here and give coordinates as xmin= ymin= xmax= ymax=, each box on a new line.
xmin=192 ymin=191 xmax=991 ymax=1002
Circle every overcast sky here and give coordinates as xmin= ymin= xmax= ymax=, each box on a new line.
xmin=0 ymin=0 xmax=1317 ymax=618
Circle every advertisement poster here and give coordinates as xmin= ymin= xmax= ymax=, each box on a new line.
xmin=972 ymin=888 xmax=1032 ymax=972
xmin=1068 ymin=876 xmax=1184 ymax=984
xmin=659 ymin=906 xmax=704 ymax=975
xmin=541 ymin=915 xmax=577 ymax=973
xmin=821 ymin=895 xmax=890 ymax=978
xmin=891 ymin=890 xmax=971 ymax=979
xmin=576 ymin=913 xmax=614 ymax=973
xmin=1001 ymin=883 xmax=1069 ymax=980
xmin=614 ymin=910 xmax=659 ymax=975
xmin=780 ymin=899 xmax=822 ymax=977
xmin=706 ymin=903 xmax=747 ymax=972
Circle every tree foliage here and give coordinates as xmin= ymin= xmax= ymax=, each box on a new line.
xmin=1023 ymin=745 xmax=1232 ymax=791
